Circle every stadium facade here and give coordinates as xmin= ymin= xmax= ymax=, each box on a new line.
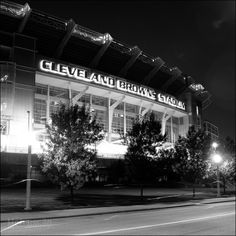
xmin=0 ymin=1 xmax=212 ymax=180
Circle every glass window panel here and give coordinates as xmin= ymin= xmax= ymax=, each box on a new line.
xmin=50 ymin=100 xmax=60 ymax=116
xmin=34 ymin=98 xmax=46 ymax=124
xmin=92 ymin=95 xmax=107 ymax=107
xmin=112 ymin=112 xmax=124 ymax=133
xmin=94 ymin=109 xmax=107 ymax=131
xmin=78 ymin=94 xmax=90 ymax=104
xmin=50 ymin=86 xmax=69 ymax=99
xmin=126 ymin=103 xmax=138 ymax=113
xmin=35 ymin=83 xmax=47 ymax=95
xmin=126 ymin=115 xmax=136 ymax=132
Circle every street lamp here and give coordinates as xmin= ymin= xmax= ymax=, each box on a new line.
xmin=212 ymin=142 xmax=218 ymax=150
xmin=24 ymin=110 xmax=32 ymax=210
xmin=212 ymin=153 xmax=222 ymax=197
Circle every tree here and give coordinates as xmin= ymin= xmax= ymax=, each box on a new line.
xmin=206 ymin=160 xmax=235 ymax=194
xmin=221 ymin=136 xmax=236 ymax=184
xmin=124 ymin=113 xmax=166 ymax=198
xmin=39 ymin=104 xmax=104 ymax=200
xmin=154 ymin=148 xmax=180 ymax=185
xmin=174 ymin=126 xmax=211 ymax=197
xmin=206 ymin=136 xmax=236 ymax=193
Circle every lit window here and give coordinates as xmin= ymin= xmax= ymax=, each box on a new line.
xmin=112 ymin=112 xmax=124 ymax=133
xmin=34 ymin=98 xmax=46 ymax=124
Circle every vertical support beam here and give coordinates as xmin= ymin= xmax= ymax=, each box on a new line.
xmin=161 ymin=67 xmax=182 ymax=91
xmin=123 ymin=102 xmax=126 ymax=136
xmin=90 ymin=33 xmax=113 ymax=68
xmin=89 ymin=94 xmax=93 ymax=111
xmin=170 ymin=115 xmax=173 ymax=143
xmin=107 ymin=95 xmax=125 ymax=142
xmin=183 ymin=115 xmax=190 ymax=136
xmin=18 ymin=4 xmax=31 ymax=33
xmin=138 ymin=100 xmax=143 ymax=120
xmin=68 ymin=82 xmax=72 ymax=106
xmin=46 ymin=85 xmax=50 ymax=122
xmin=142 ymin=57 xmax=165 ymax=85
xmin=119 ymin=46 xmax=142 ymax=77
xmin=108 ymin=97 xmax=112 ymax=142
xmin=161 ymin=110 xmax=167 ymax=136
xmin=55 ymin=19 xmax=76 ymax=58
xmin=161 ymin=110 xmax=174 ymax=136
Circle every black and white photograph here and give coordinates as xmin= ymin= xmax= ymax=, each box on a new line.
xmin=0 ymin=0 xmax=235 ymax=235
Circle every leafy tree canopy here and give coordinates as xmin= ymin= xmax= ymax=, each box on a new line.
xmin=124 ymin=113 xmax=166 ymax=183
xmin=39 ymin=104 xmax=104 ymax=197
xmin=174 ymin=126 xmax=211 ymax=185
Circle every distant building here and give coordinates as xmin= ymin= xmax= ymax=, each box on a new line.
xmin=203 ymin=120 xmax=219 ymax=140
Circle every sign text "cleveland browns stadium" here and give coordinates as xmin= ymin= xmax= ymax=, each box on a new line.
xmin=39 ymin=59 xmax=185 ymax=110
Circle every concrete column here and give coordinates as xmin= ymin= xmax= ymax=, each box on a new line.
xmin=108 ymin=97 xmax=112 ymax=142
xmin=89 ymin=94 xmax=93 ymax=111
xmin=46 ymin=85 xmax=50 ymax=122
xmin=138 ymin=100 xmax=143 ymax=121
xmin=170 ymin=115 xmax=173 ymax=143
xmin=185 ymin=92 xmax=193 ymax=127
xmin=183 ymin=115 xmax=189 ymax=136
xmin=123 ymin=102 xmax=126 ymax=136
xmin=68 ymin=82 xmax=72 ymax=106
xmin=161 ymin=111 xmax=167 ymax=136
xmin=107 ymin=95 xmax=125 ymax=142
xmin=161 ymin=111 xmax=174 ymax=136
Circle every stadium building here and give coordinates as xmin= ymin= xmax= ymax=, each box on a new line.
xmin=0 ymin=1 xmax=212 ymax=181
xmin=203 ymin=120 xmax=219 ymax=141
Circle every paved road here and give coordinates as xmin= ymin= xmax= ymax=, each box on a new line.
xmin=1 ymin=201 xmax=235 ymax=235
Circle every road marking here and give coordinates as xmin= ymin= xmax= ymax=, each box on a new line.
xmin=0 ymin=221 xmax=25 ymax=233
xmin=75 ymin=212 xmax=235 ymax=235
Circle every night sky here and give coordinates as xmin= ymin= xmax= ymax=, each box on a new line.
xmin=15 ymin=0 xmax=235 ymax=140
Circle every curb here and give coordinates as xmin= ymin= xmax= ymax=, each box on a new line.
xmin=1 ymin=198 xmax=235 ymax=223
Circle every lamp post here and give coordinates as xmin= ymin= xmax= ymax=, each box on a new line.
xmin=24 ymin=110 xmax=32 ymax=210
xmin=212 ymin=153 xmax=222 ymax=197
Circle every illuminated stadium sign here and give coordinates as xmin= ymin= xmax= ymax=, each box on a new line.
xmin=157 ymin=93 xmax=185 ymax=110
xmin=39 ymin=59 xmax=185 ymax=110
xmin=117 ymin=80 xmax=156 ymax=100
xmin=39 ymin=59 xmax=116 ymax=88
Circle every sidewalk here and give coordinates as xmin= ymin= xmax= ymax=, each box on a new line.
xmin=1 ymin=194 xmax=235 ymax=223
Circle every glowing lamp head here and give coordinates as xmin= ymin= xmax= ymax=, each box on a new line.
xmin=212 ymin=142 xmax=218 ymax=149
xmin=212 ymin=154 xmax=222 ymax=164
